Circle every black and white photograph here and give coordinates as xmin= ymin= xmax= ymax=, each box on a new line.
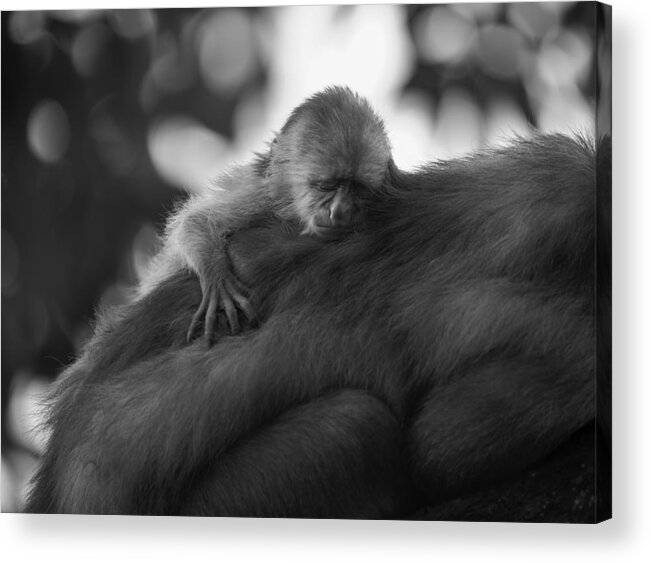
xmin=2 ymin=0 xmax=611 ymax=528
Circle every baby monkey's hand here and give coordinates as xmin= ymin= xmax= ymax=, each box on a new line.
xmin=187 ymin=269 xmax=257 ymax=345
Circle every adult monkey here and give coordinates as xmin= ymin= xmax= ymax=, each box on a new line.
xmin=27 ymin=134 xmax=610 ymax=519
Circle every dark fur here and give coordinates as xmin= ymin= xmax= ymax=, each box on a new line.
xmin=26 ymin=135 xmax=609 ymax=518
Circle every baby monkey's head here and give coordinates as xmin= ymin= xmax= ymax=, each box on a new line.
xmin=269 ymin=86 xmax=393 ymax=239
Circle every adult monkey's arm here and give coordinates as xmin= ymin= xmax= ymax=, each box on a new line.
xmin=27 ymin=135 xmax=608 ymax=519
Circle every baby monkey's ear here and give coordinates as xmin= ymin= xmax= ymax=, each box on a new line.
xmin=257 ymin=134 xmax=280 ymax=179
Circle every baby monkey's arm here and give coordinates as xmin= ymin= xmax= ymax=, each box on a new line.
xmin=168 ymin=164 xmax=265 ymax=343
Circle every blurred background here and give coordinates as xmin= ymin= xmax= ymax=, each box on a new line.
xmin=2 ymin=2 xmax=600 ymax=511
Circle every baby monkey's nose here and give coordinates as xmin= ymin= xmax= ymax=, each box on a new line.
xmin=329 ymin=189 xmax=354 ymax=226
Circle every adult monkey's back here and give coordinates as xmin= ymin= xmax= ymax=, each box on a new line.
xmin=27 ymin=134 xmax=610 ymax=518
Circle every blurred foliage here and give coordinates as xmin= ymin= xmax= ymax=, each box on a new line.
xmin=1 ymin=3 xmax=599 ymax=511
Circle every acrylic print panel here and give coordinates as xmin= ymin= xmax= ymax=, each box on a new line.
xmin=2 ymin=2 xmax=611 ymax=522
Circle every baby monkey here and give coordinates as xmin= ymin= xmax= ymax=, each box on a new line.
xmin=152 ymin=86 xmax=395 ymax=344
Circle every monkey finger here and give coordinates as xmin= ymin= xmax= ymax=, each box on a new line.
xmin=224 ymin=271 xmax=251 ymax=296
xmin=223 ymin=278 xmax=257 ymax=324
xmin=238 ymin=297 xmax=257 ymax=325
xmin=204 ymin=288 xmax=220 ymax=345
xmin=187 ymin=290 xmax=210 ymax=343
xmin=219 ymin=286 xmax=240 ymax=335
